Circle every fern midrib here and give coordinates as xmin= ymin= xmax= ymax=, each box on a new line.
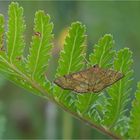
xmin=32 ymin=17 xmax=44 ymax=79
xmin=110 ymin=79 xmax=122 ymax=128
xmin=101 ymin=50 xmax=114 ymax=67
xmin=9 ymin=7 xmax=17 ymax=63
xmin=67 ymin=27 xmax=79 ymax=74
xmin=109 ymin=62 xmax=124 ymax=129
xmin=83 ymin=94 xmax=93 ymax=114
xmin=58 ymin=27 xmax=79 ymax=98
xmin=98 ymin=41 xmax=107 ymax=66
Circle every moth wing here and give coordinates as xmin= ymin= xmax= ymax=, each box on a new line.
xmin=54 ymin=66 xmax=124 ymax=93
xmin=54 ymin=69 xmax=91 ymax=93
xmin=68 ymin=69 xmax=91 ymax=84
xmin=91 ymin=69 xmax=124 ymax=92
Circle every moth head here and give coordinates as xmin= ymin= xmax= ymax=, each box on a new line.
xmin=92 ymin=64 xmax=100 ymax=73
xmin=93 ymin=64 xmax=99 ymax=68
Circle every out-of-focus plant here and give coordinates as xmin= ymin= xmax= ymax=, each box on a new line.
xmin=0 ymin=2 xmax=139 ymax=139
xmin=0 ymin=102 xmax=6 ymax=139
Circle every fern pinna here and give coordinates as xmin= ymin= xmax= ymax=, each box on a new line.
xmin=0 ymin=2 xmax=139 ymax=139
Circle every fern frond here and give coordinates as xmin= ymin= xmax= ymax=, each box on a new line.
xmin=54 ymin=22 xmax=86 ymax=105
xmin=129 ymin=82 xmax=140 ymax=139
xmin=0 ymin=3 xmax=51 ymax=97
xmin=76 ymin=35 xmax=115 ymax=123
xmin=56 ymin=22 xmax=86 ymax=76
xmin=0 ymin=3 xmax=59 ymax=98
xmin=89 ymin=34 xmax=115 ymax=68
xmin=0 ymin=2 xmax=137 ymax=139
xmin=27 ymin=11 xmax=53 ymax=82
xmin=103 ymin=48 xmax=133 ymax=136
xmin=0 ymin=15 xmax=16 ymax=76
xmin=7 ymin=2 xmax=25 ymax=63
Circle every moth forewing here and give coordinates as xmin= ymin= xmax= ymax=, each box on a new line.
xmin=54 ymin=65 xmax=124 ymax=93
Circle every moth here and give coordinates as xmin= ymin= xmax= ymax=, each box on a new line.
xmin=54 ymin=64 xmax=124 ymax=93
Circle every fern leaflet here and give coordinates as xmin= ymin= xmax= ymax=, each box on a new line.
xmin=27 ymin=11 xmax=53 ymax=83
xmin=89 ymin=34 xmax=115 ymax=68
xmin=76 ymin=34 xmax=115 ymax=123
xmin=103 ymin=48 xmax=133 ymax=136
xmin=129 ymin=82 xmax=140 ymax=139
xmin=7 ymin=2 xmax=25 ymax=64
xmin=54 ymin=22 xmax=86 ymax=109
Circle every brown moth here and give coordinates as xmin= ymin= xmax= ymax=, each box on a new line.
xmin=54 ymin=64 xmax=124 ymax=93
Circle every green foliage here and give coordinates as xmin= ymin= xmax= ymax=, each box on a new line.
xmin=27 ymin=11 xmax=53 ymax=82
xmin=0 ymin=3 xmax=39 ymax=96
xmin=0 ymin=2 xmax=139 ymax=139
xmin=103 ymin=48 xmax=133 ymax=136
xmin=54 ymin=22 xmax=86 ymax=108
xmin=76 ymin=35 xmax=115 ymax=122
xmin=56 ymin=22 xmax=86 ymax=76
xmin=129 ymin=82 xmax=140 ymax=139
xmin=89 ymin=34 xmax=115 ymax=68
xmin=7 ymin=2 xmax=25 ymax=64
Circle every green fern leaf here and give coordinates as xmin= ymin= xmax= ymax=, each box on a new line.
xmin=7 ymin=2 xmax=25 ymax=63
xmin=89 ymin=94 xmax=108 ymax=123
xmin=76 ymin=94 xmax=98 ymax=116
xmin=0 ymin=2 xmax=137 ymax=138
xmin=27 ymin=11 xmax=53 ymax=83
xmin=0 ymin=15 xmax=15 ymax=75
xmin=56 ymin=22 xmax=86 ymax=76
xmin=76 ymin=34 xmax=115 ymax=122
xmin=54 ymin=22 xmax=86 ymax=108
xmin=129 ymin=82 xmax=140 ymax=139
xmin=89 ymin=34 xmax=115 ymax=68
xmin=103 ymin=48 xmax=133 ymax=136
xmin=0 ymin=3 xmax=51 ymax=97
xmin=0 ymin=17 xmax=32 ymax=94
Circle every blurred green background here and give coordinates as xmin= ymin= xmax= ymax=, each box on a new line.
xmin=0 ymin=1 xmax=140 ymax=139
